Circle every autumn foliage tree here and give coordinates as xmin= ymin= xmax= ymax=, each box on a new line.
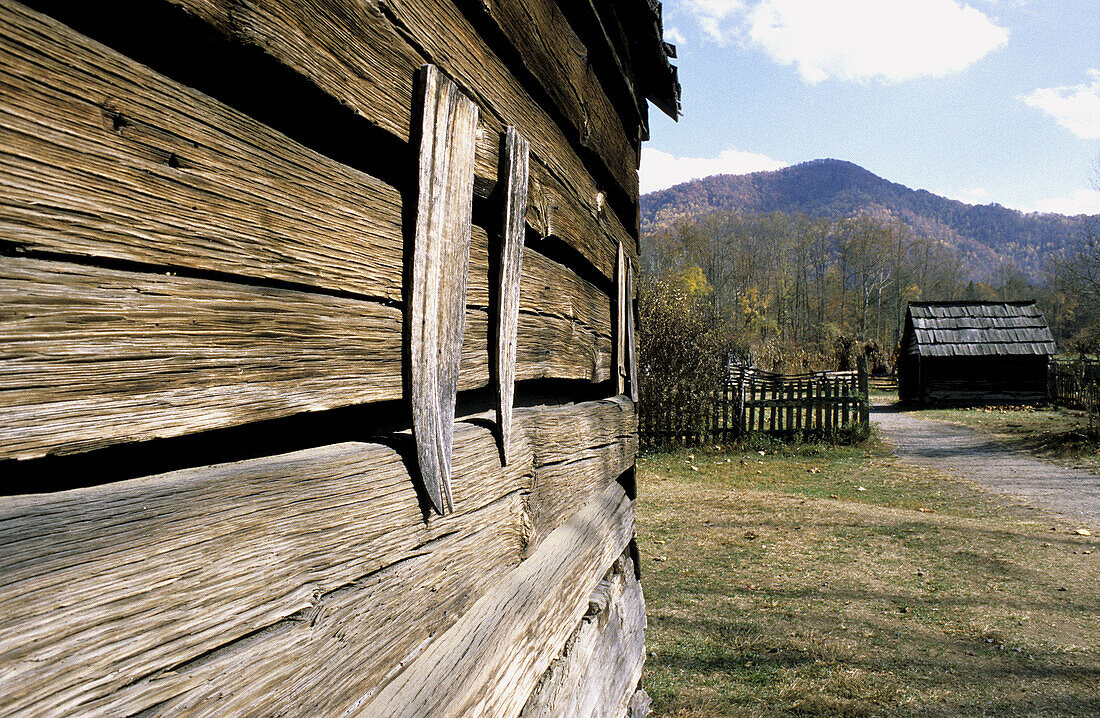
xmin=636 ymin=275 xmax=728 ymax=444
xmin=640 ymin=208 xmax=1045 ymax=371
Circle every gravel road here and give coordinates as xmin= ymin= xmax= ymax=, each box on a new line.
xmin=872 ymin=405 xmax=1100 ymax=528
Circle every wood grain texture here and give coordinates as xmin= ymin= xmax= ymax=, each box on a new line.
xmin=358 ymin=480 xmax=635 ymax=718
xmin=462 ymin=0 xmax=639 ymax=189
xmin=497 ymin=126 xmax=529 ymax=465
xmin=627 ymin=255 xmax=639 ymax=403
xmin=0 ymin=0 xmax=404 ymax=300
xmin=0 ymin=0 xmax=632 ymax=307
xmin=0 ymin=399 xmax=634 ymax=717
xmin=411 ymin=64 xmax=478 ymax=515
xmin=525 ymin=396 xmax=637 ymax=544
xmin=0 ymin=257 xmax=610 ymax=461
xmin=626 ymin=689 xmax=654 ymax=718
xmin=555 ymin=0 xmax=646 ymax=130
xmin=616 ymin=242 xmax=628 ymax=396
xmin=519 ymin=553 xmax=646 ymax=718
xmin=162 ymin=0 xmax=638 ymax=281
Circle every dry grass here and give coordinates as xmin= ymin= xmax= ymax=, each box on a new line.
xmin=638 ymin=440 xmax=1100 ymax=717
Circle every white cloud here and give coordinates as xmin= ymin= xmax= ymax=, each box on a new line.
xmin=665 ymin=26 xmax=687 ymax=46
xmin=640 ymin=147 xmax=787 ymax=194
xmin=1020 ymin=70 xmax=1100 ymax=139
xmin=680 ymin=0 xmax=1008 ymax=83
xmin=683 ymin=0 xmax=744 ymax=42
xmin=745 ymin=0 xmax=1009 ymax=83
xmin=1031 ymin=189 xmax=1100 ymax=216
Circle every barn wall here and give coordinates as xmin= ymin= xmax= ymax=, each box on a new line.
xmin=0 ymin=0 xmax=658 ymax=714
xmin=920 ymin=356 xmax=1049 ymax=405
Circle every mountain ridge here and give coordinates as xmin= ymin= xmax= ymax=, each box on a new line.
xmin=641 ymin=159 xmax=1096 ymax=278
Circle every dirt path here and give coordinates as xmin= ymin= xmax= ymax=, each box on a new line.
xmin=872 ymin=405 xmax=1100 ymax=528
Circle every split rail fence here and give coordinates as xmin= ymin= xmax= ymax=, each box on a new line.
xmin=640 ymin=357 xmax=870 ymax=447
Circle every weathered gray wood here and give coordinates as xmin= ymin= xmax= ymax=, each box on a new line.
xmin=161 ymin=0 xmax=639 ymax=281
xmin=358 ymin=480 xmax=635 ymax=718
xmin=526 ymin=397 xmax=637 ymax=544
xmin=0 ymin=399 xmax=635 ymax=717
xmin=626 ymin=255 xmax=639 ymax=403
xmin=497 ymin=126 xmax=529 ymax=465
xmin=462 ymin=0 xmax=639 ymax=196
xmin=0 ymin=257 xmax=610 ymax=461
xmin=519 ymin=553 xmax=646 ymax=718
xmin=0 ymin=0 xmax=405 ymax=299
xmin=616 ymin=242 xmax=628 ymax=396
xmin=626 ymin=689 xmax=654 ymax=718
xmin=410 ymin=64 xmax=478 ymax=515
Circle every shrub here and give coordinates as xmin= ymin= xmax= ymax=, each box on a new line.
xmin=637 ymin=276 xmax=728 ymax=446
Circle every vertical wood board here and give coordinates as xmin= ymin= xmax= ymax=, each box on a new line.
xmin=626 ymin=255 xmax=639 ymax=403
xmin=497 ymin=126 xmax=529 ymax=465
xmin=615 ymin=242 xmax=627 ymax=395
xmin=411 ymin=64 xmax=478 ymax=515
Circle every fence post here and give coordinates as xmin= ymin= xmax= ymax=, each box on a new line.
xmin=739 ymin=369 xmax=748 ymax=437
xmin=857 ymin=355 xmax=870 ymax=432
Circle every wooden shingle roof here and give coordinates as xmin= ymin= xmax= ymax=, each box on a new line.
xmin=907 ymin=301 xmax=1056 ymax=357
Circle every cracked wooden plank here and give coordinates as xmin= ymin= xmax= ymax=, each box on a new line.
xmin=627 ymin=255 xmax=639 ymax=403
xmin=460 ymin=0 xmax=639 ymax=191
xmin=162 ymin=0 xmax=638 ymax=281
xmin=358 ymin=480 xmax=635 ymax=718
xmin=616 ymin=241 xmax=628 ymax=396
xmin=0 ymin=400 xmax=635 ymax=717
xmin=0 ymin=256 xmax=610 ymax=461
xmin=519 ymin=552 xmax=646 ymax=718
xmin=410 ymin=64 xmax=478 ymax=515
xmin=497 ymin=126 xmax=529 ymax=465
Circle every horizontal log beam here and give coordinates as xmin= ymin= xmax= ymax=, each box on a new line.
xmin=0 ymin=256 xmax=610 ymax=460
xmin=0 ymin=0 xmax=633 ymax=299
xmin=0 ymin=399 xmax=636 ymax=716
xmin=519 ymin=552 xmax=646 ymax=718
xmin=161 ymin=0 xmax=638 ymax=276
xmin=359 ymin=480 xmax=635 ymax=718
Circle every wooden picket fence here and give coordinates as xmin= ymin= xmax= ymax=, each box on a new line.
xmin=639 ymin=357 xmax=870 ymax=447
xmin=1049 ymin=358 xmax=1100 ymax=428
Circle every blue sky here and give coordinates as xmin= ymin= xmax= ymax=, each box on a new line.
xmin=640 ymin=0 xmax=1100 ymax=215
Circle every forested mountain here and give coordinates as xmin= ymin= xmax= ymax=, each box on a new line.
xmin=641 ymin=158 xmax=1095 ymax=278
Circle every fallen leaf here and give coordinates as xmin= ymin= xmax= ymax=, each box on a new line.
xmin=1075 ymin=529 xmax=1092 ymax=536
xmin=758 ymin=450 xmax=766 ymax=456
xmin=857 ymin=486 xmax=867 ymax=492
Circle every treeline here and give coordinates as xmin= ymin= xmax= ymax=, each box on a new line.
xmin=641 ymin=209 xmax=1094 ymax=371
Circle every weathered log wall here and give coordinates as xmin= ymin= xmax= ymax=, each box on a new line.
xmin=0 ymin=0 xmax=675 ymax=713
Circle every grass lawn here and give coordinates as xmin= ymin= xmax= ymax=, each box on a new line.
xmin=637 ymin=440 xmax=1100 ymax=717
xmin=912 ymin=403 xmax=1100 ymax=473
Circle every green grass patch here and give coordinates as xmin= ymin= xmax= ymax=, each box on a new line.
xmin=638 ymin=444 xmax=1100 ymax=717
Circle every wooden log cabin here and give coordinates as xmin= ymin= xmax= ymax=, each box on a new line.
xmin=897 ymin=301 xmax=1056 ymax=406
xmin=0 ymin=1 xmax=679 ymax=715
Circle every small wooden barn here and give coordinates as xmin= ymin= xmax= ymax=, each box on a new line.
xmin=897 ymin=301 xmax=1056 ymax=405
xmin=0 ymin=1 xmax=678 ymax=715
